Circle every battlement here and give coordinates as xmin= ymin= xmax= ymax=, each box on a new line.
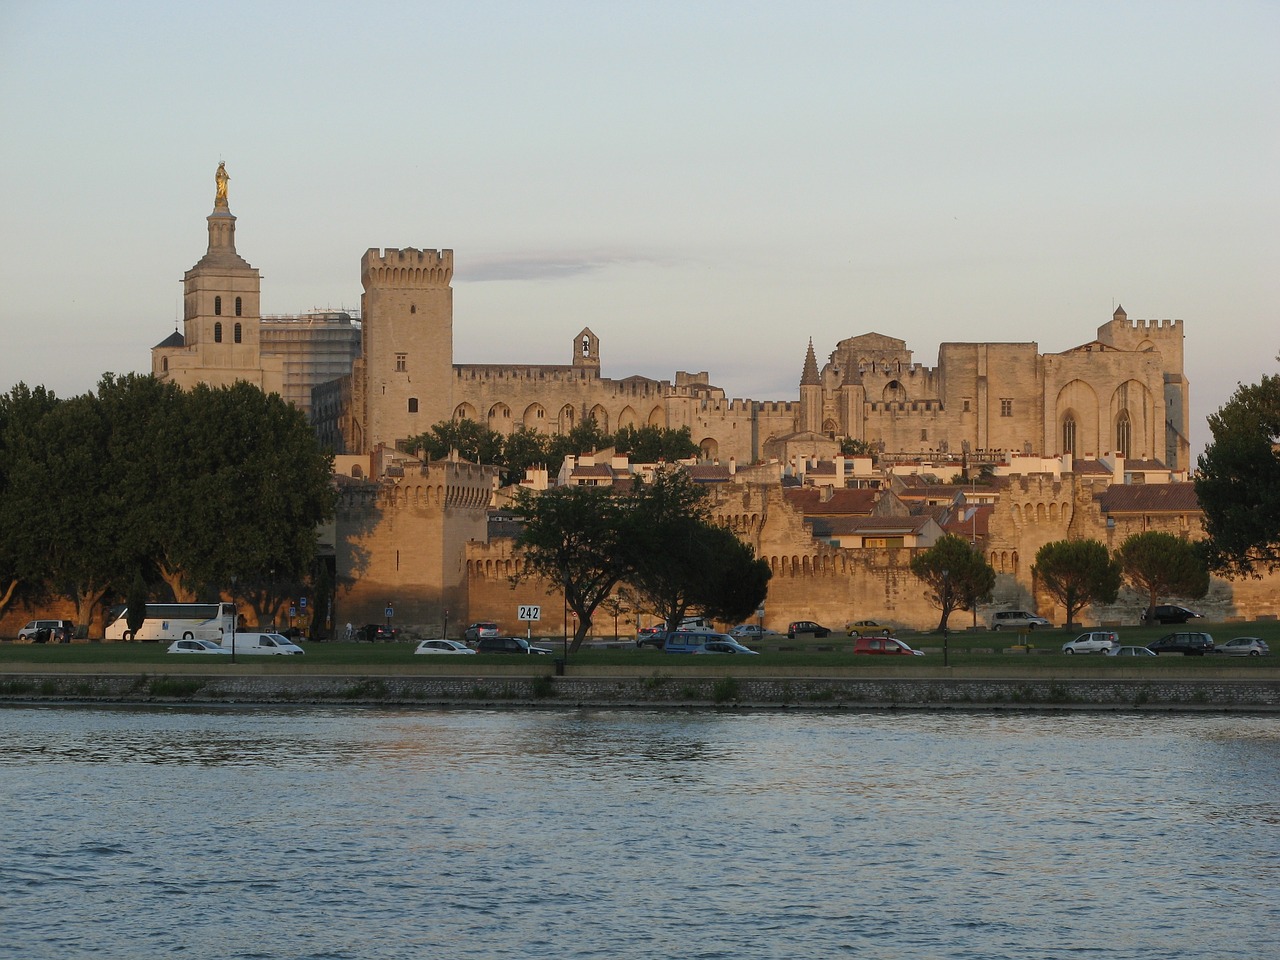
xmin=866 ymin=399 xmax=945 ymax=414
xmin=361 ymin=247 xmax=454 ymax=289
xmin=1121 ymin=317 xmax=1181 ymax=332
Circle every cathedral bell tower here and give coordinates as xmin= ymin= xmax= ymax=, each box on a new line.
xmin=154 ymin=163 xmax=280 ymax=394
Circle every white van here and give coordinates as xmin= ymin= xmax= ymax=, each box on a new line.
xmin=222 ymin=632 xmax=305 ymax=655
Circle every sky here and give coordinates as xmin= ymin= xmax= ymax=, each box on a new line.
xmin=1 ymin=1 xmax=1276 ymax=462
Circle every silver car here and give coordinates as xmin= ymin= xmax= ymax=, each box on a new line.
xmin=1106 ymin=645 xmax=1157 ymax=657
xmin=1062 ymin=631 xmax=1119 ymax=654
xmin=1216 ymin=637 xmax=1270 ymax=657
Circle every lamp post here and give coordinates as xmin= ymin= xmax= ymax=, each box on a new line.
xmin=229 ymin=575 xmax=237 ymax=664
xmin=941 ymin=568 xmax=950 ymax=667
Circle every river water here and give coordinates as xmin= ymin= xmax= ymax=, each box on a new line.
xmin=1 ymin=705 xmax=1276 ymax=960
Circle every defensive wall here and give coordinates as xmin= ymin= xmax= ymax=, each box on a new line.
xmin=2 ymin=670 xmax=1276 ymax=711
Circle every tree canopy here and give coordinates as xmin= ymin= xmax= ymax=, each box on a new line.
xmin=1116 ymin=531 xmax=1209 ymax=615
xmin=0 ymin=375 xmax=335 ymax=634
xmin=1032 ymin=539 xmax=1122 ymax=628
xmin=1195 ymin=371 xmax=1280 ymax=577
xmin=909 ymin=535 xmax=996 ymax=632
xmin=404 ymin=418 xmax=699 ymax=486
xmin=512 ymin=470 xmax=769 ymax=651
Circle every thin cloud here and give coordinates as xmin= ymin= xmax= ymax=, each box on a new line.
xmin=456 ymin=251 xmax=677 ymax=283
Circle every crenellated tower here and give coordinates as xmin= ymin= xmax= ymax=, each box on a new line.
xmin=360 ymin=247 xmax=455 ymax=453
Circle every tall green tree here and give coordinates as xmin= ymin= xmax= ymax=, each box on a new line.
xmin=1032 ymin=539 xmax=1122 ymax=628
xmin=1117 ymin=531 xmax=1209 ymax=616
xmin=910 ymin=534 xmax=996 ymax=632
xmin=180 ymin=382 xmax=336 ymax=625
xmin=512 ymin=485 xmax=634 ymax=652
xmin=1195 ymin=371 xmax=1280 ymax=577
xmin=403 ymin=418 xmax=504 ymax=467
xmin=622 ymin=471 xmax=769 ymax=631
xmin=613 ymin=424 xmax=698 ymax=463
xmin=0 ymin=383 xmax=62 ymax=617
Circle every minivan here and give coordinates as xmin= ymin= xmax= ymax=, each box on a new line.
xmin=476 ymin=636 xmax=552 ymax=655
xmin=662 ymin=630 xmax=735 ymax=654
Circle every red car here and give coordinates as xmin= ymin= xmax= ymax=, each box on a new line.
xmin=852 ymin=636 xmax=924 ymax=656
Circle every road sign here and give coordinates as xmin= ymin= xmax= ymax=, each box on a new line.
xmin=384 ymin=605 xmax=394 ymax=620
xmin=518 ymin=605 xmax=541 ymax=622
xmin=299 ymin=597 xmax=307 ymax=609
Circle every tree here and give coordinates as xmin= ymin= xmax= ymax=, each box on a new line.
xmin=1032 ymin=539 xmax=1122 ymax=628
xmin=1117 ymin=531 xmax=1209 ymax=616
xmin=613 ymin=424 xmax=698 ymax=463
xmin=839 ymin=437 xmax=873 ymax=457
xmin=125 ymin=572 xmax=149 ymax=638
xmin=910 ymin=535 xmax=996 ymax=632
xmin=0 ymin=383 xmax=62 ymax=618
xmin=623 ymin=472 xmax=770 ymax=631
xmin=512 ymin=485 xmax=634 ymax=652
xmin=1195 ymin=372 xmax=1280 ymax=577
xmin=403 ymin=418 xmax=504 ymax=467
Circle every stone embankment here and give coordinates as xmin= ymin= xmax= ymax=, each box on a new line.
xmin=1 ymin=671 xmax=1277 ymax=711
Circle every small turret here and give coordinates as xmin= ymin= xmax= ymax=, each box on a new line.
xmin=801 ymin=338 xmax=820 ymax=386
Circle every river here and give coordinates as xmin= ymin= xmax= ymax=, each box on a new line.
xmin=1 ymin=705 xmax=1276 ymax=959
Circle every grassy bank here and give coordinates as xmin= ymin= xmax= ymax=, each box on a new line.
xmin=2 ymin=619 xmax=1277 ymax=678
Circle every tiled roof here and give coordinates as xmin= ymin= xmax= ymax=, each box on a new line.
xmin=1072 ymin=459 xmax=1113 ymax=475
xmin=685 ymin=464 xmax=732 ymax=482
xmin=570 ymin=464 xmax=613 ymax=478
xmin=1096 ymin=483 xmax=1201 ymax=513
xmin=812 ymin=515 xmax=936 ymax=536
xmin=784 ymin=488 xmax=878 ymax=516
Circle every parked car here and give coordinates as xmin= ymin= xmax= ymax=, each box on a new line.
xmin=663 ymin=630 xmax=732 ymax=654
xmin=636 ymin=626 xmax=667 ymax=649
xmin=852 ymin=636 xmax=924 ymax=656
xmin=1215 ymin=637 xmax=1270 ymax=657
xmin=414 ymin=639 xmax=477 ymax=655
xmin=463 ymin=622 xmax=500 ymax=641
xmin=1062 ymin=631 xmax=1119 ymax=655
xmin=990 ymin=611 xmax=1051 ymax=631
xmin=729 ymin=624 xmax=767 ymax=640
xmin=1148 ymin=632 xmax=1215 ymax=656
xmin=1106 ymin=645 xmax=1157 ymax=657
xmin=846 ymin=619 xmax=894 ymax=637
xmin=166 ymin=639 xmax=231 ymax=655
xmin=787 ymin=621 xmax=831 ymax=638
xmin=694 ymin=638 xmax=760 ymax=655
xmin=1141 ymin=605 xmax=1202 ymax=625
xmin=228 ymin=632 xmax=306 ymax=655
xmin=362 ymin=624 xmax=399 ymax=642
xmin=18 ymin=619 xmax=76 ymax=643
xmin=476 ymin=636 xmax=552 ymax=655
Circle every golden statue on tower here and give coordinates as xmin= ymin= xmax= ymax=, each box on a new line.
xmin=215 ymin=162 xmax=230 ymax=205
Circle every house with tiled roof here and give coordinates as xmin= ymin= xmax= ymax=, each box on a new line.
xmin=809 ymin=514 xmax=944 ymax=549
xmin=1094 ymin=482 xmax=1203 ymax=541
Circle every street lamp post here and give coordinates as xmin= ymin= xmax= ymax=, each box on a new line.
xmin=230 ymin=575 xmax=237 ymax=664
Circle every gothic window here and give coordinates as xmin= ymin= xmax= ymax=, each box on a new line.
xmin=408 ymin=398 xmax=418 ymax=413
xmin=235 ymin=296 xmax=242 ymax=317
xmin=882 ymin=380 xmax=907 ymax=403
xmin=214 ymin=296 xmax=222 ymax=316
xmin=396 ymin=354 xmax=407 ymax=372
xmin=921 ymin=429 xmax=928 ymax=441
xmin=234 ymin=323 xmax=242 ymax=344
xmin=1062 ymin=416 xmax=1077 ymax=456
xmin=214 ymin=321 xmax=223 ymax=343
xmin=410 ymin=304 xmax=416 ymax=314
xmin=1116 ymin=411 xmax=1132 ymax=458
xmin=1000 ymin=398 xmax=1013 ymax=417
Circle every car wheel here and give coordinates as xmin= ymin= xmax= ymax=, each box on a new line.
xmin=1064 ymin=648 xmax=1074 ymax=655
xmin=183 ymin=631 xmax=194 ymax=641
xmin=1250 ymin=650 xmax=1261 ymax=657
xmin=1028 ymin=623 xmax=1037 ymax=631
xmin=122 ymin=630 xmax=133 ymax=641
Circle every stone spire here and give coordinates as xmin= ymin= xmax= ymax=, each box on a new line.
xmin=801 ymin=338 xmax=820 ymax=386
xmin=1113 ymin=304 xmax=1126 ymax=321
xmin=195 ymin=161 xmax=251 ymax=270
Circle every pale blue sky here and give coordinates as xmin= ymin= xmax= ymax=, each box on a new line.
xmin=1 ymin=1 xmax=1276 ymax=460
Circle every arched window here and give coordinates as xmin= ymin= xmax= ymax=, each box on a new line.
xmin=235 ymin=296 xmax=242 ymax=317
xmin=1062 ymin=416 xmax=1077 ymax=456
xmin=214 ymin=321 xmax=223 ymax=343
xmin=214 ymin=296 xmax=222 ymax=316
xmin=408 ymin=398 xmax=419 ymax=413
xmin=1116 ymin=411 xmax=1132 ymax=458
xmin=234 ymin=322 xmax=242 ymax=344
xmin=162 ymin=357 xmax=168 ymax=372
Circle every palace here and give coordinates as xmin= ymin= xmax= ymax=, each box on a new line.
xmin=146 ymin=166 xmax=1239 ymax=634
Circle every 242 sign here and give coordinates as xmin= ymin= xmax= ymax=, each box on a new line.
xmin=517 ymin=605 xmax=541 ymax=622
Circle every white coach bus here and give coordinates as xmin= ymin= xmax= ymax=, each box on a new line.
xmin=103 ymin=602 xmax=238 ymax=643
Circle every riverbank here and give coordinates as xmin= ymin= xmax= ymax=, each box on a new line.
xmin=3 ymin=669 xmax=1277 ymax=711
